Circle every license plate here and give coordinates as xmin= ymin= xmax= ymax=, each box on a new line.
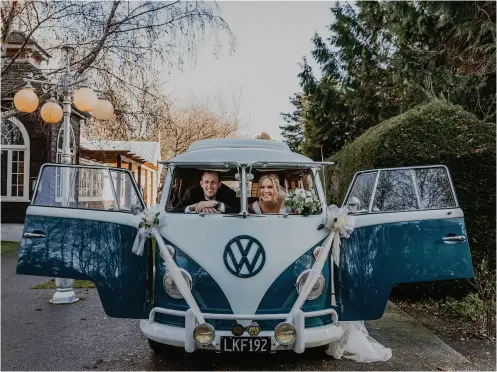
xmin=220 ymin=336 xmax=271 ymax=353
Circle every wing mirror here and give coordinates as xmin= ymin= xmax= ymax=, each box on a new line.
xmin=347 ymin=196 xmax=361 ymax=213
xmin=131 ymin=203 xmax=144 ymax=215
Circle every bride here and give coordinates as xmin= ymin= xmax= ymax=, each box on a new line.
xmin=249 ymin=174 xmax=288 ymax=214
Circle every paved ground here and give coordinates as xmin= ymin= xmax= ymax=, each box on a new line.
xmin=1 ymin=252 xmax=486 ymax=371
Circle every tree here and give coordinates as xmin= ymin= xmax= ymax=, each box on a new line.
xmin=83 ymin=93 xmax=247 ymax=159
xmin=281 ymin=1 xmax=496 ymax=160
xmin=256 ymin=132 xmax=271 ymax=140
xmin=1 ymin=0 xmax=235 ymax=129
xmin=157 ymin=95 xmax=245 ymax=159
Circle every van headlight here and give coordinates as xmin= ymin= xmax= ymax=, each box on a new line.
xmin=296 ymin=269 xmax=325 ymax=300
xmin=159 ymin=244 xmax=175 ymax=260
xmin=274 ymin=322 xmax=296 ymax=345
xmin=193 ymin=323 xmax=215 ymax=346
xmin=163 ymin=269 xmax=192 ymax=299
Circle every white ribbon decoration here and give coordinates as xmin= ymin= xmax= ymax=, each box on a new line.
xmin=326 ymin=205 xmax=355 ymax=266
xmin=132 ymin=205 xmax=164 ymax=256
xmin=323 ymin=207 xmax=391 ymax=364
xmin=326 ymin=205 xmax=355 ymax=306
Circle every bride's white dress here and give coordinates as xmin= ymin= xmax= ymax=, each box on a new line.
xmin=327 ymin=321 xmax=392 ymax=363
xmin=251 ymin=200 xmax=288 ymax=214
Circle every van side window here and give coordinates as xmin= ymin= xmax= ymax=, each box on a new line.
xmin=372 ymin=169 xmax=419 ymax=212
xmin=414 ymin=168 xmax=456 ymax=209
xmin=346 ymin=172 xmax=377 ymax=213
xmin=33 ymin=165 xmax=141 ymax=212
xmin=345 ymin=166 xmax=457 ymax=213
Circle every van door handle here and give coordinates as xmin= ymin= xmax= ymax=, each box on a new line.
xmin=443 ymin=235 xmax=466 ymax=242
xmin=24 ymin=231 xmax=46 ymax=239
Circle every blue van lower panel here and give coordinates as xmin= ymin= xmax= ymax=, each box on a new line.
xmin=153 ymin=238 xmax=334 ymax=331
xmin=339 ymin=218 xmax=474 ymax=321
xmin=16 ymin=215 xmax=150 ymax=319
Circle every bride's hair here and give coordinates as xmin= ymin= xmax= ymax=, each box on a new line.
xmin=258 ymin=174 xmax=281 ymax=204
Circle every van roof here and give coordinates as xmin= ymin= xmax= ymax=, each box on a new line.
xmin=187 ymin=138 xmax=291 ymax=152
xmin=165 ymin=138 xmax=316 ymax=165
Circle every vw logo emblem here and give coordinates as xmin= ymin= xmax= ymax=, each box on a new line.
xmin=223 ymin=235 xmax=265 ymax=278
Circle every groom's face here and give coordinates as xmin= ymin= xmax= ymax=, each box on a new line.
xmin=200 ymin=172 xmax=220 ymax=199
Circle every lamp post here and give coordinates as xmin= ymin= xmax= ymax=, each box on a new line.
xmin=13 ymin=45 xmax=114 ymax=304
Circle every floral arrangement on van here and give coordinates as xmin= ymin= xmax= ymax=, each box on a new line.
xmin=284 ymin=188 xmax=322 ymax=216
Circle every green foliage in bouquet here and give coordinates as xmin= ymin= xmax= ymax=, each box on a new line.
xmin=284 ymin=188 xmax=322 ymax=216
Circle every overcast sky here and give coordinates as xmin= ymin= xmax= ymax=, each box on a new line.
xmin=163 ymin=1 xmax=336 ymax=142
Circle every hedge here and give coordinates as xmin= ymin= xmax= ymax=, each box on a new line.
xmin=325 ymin=101 xmax=496 ymax=298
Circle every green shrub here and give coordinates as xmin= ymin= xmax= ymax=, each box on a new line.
xmin=326 ymin=101 xmax=495 ymax=267
xmin=442 ymin=293 xmax=484 ymax=321
xmin=325 ymin=101 xmax=496 ymax=299
xmin=470 ymin=257 xmax=496 ymax=335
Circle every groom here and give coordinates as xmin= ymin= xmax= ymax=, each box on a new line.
xmin=173 ymin=170 xmax=239 ymax=214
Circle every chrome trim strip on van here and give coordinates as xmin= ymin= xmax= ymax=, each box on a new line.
xmin=141 ymin=317 xmax=343 ymax=353
xmin=148 ymin=307 xmax=338 ymax=323
xmin=368 ymin=170 xmax=381 ymax=213
xmin=159 ymin=161 xmax=334 ymax=168
xmin=410 ymin=169 xmax=422 ymax=209
xmin=240 ymin=165 xmax=248 ymax=215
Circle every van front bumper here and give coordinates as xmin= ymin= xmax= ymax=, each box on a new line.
xmin=140 ymin=307 xmax=343 ymax=353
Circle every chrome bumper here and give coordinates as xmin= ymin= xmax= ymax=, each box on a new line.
xmin=140 ymin=307 xmax=343 ymax=353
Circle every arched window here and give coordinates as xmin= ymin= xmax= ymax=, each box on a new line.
xmin=1 ymin=118 xmax=30 ymax=201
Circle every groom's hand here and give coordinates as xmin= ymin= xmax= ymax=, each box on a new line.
xmin=194 ymin=200 xmax=218 ymax=213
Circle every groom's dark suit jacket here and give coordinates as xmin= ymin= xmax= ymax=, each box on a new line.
xmin=172 ymin=184 xmax=240 ymax=213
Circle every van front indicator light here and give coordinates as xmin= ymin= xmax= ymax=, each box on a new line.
xmin=274 ymin=322 xmax=296 ymax=345
xmin=193 ymin=323 xmax=215 ymax=346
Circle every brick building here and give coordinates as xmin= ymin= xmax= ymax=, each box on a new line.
xmin=1 ymin=32 xmax=87 ymax=241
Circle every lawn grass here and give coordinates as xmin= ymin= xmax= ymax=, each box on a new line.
xmin=1 ymin=241 xmax=20 ymax=255
xmin=32 ymin=278 xmax=96 ymax=289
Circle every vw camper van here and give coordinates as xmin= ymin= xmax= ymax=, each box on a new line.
xmin=16 ymin=139 xmax=473 ymax=354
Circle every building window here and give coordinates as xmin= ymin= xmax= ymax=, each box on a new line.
xmin=55 ymin=126 xmax=75 ymax=198
xmin=0 ymin=118 xmax=30 ymax=201
xmin=80 ymin=169 xmax=91 ymax=197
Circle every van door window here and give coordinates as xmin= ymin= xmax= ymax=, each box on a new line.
xmin=344 ymin=166 xmax=458 ymax=214
xmin=33 ymin=165 xmax=141 ymax=212
xmin=345 ymin=171 xmax=377 ymax=213
xmin=414 ymin=168 xmax=456 ymax=209
xmin=372 ymin=169 xmax=419 ymax=212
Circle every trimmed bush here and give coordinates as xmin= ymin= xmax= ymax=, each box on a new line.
xmin=325 ymin=101 xmax=495 ymax=298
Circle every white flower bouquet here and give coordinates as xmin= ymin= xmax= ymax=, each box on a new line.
xmin=139 ymin=210 xmax=160 ymax=229
xmin=283 ymin=188 xmax=322 ymax=216
xmin=133 ymin=206 xmax=163 ymax=256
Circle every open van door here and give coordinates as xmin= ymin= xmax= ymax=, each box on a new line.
xmin=16 ymin=164 xmax=151 ymax=318
xmin=337 ymin=165 xmax=474 ymax=321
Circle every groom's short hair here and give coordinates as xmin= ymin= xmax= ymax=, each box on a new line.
xmin=201 ymin=170 xmax=219 ymax=181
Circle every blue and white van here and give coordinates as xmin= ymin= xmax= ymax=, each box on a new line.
xmin=16 ymin=139 xmax=473 ymax=354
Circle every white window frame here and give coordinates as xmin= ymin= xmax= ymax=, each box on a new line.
xmin=1 ymin=117 xmax=30 ymax=202
xmin=342 ymin=165 xmax=459 ymax=214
